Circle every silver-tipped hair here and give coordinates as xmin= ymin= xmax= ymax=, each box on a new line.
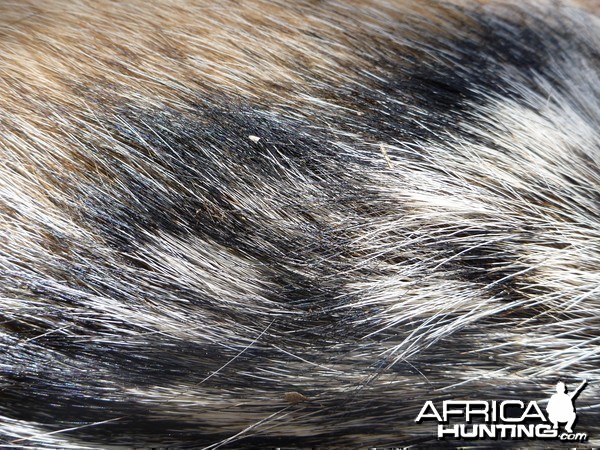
xmin=0 ymin=0 xmax=598 ymax=447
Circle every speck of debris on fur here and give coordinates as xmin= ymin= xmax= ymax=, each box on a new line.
xmin=380 ymin=143 xmax=393 ymax=168
xmin=248 ymin=135 xmax=261 ymax=143
xmin=283 ymin=392 xmax=309 ymax=404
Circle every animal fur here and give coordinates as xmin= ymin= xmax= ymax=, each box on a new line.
xmin=0 ymin=0 xmax=598 ymax=448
